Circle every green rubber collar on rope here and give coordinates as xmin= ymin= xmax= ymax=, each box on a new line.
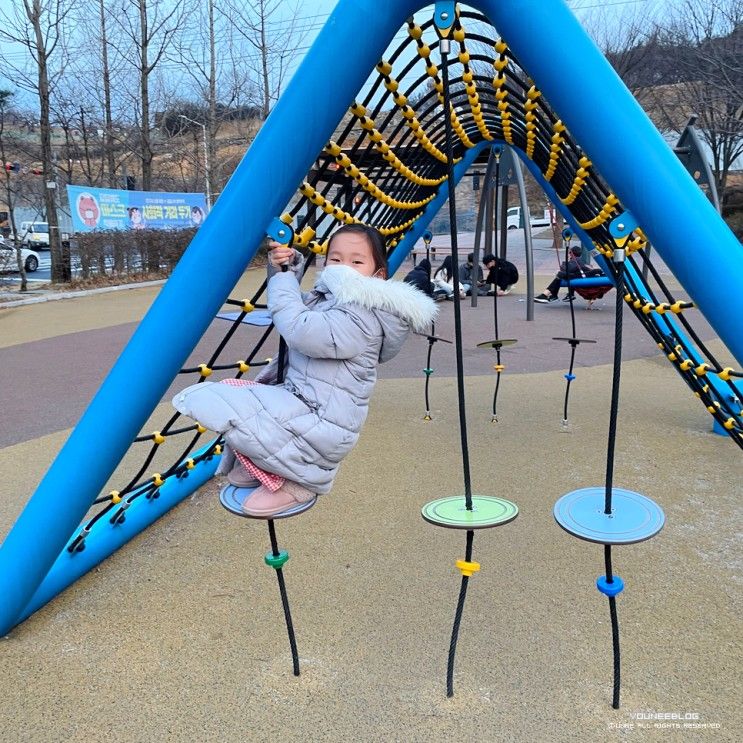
xmin=264 ymin=549 xmax=289 ymax=569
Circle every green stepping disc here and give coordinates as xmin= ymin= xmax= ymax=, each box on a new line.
xmin=421 ymin=495 xmax=518 ymax=529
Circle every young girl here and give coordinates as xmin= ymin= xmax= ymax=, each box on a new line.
xmin=173 ymin=224 xmax=438 ymax=517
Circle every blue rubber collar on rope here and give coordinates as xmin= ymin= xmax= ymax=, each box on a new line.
xmin=597 ymin=575 xmax=624 ymax=597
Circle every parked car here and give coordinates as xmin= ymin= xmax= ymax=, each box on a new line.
xmin=506 ymin=206 xmax=553 ymax=230
xmin=20 ymin=221 xmax=50 ymax=249
xmin=0 ymin=236 xmax=40 ymax=272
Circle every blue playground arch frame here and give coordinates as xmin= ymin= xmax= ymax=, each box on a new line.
xmin=1 ymin=0 xmax=741 ymax=635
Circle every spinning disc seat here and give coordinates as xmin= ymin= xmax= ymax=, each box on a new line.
xmin=560 ymin=276 xmax=614 ymax=303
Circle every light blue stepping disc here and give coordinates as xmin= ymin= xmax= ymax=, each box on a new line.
xmin=554 ymin=487 xmax=664 ymax=545
xmin=219 ymin=484 xmax=316 ymax=520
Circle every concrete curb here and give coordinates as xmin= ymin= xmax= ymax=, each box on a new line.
xmin=0 ymin=278 xmax=166 ymax=308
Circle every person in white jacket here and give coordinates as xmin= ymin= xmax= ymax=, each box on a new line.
xmin=432 ymin=255 xmax=465 ymax=300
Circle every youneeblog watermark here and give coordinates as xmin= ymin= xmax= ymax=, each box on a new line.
xmin=607 ymin=711 xmax=722 ymax=731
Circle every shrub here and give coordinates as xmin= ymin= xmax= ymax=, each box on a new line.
xmin=71 ymin=228 xmax=197 ymax=280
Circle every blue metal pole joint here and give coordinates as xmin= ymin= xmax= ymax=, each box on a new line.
xmin=434 ymin=2 xmax=456 ymax=33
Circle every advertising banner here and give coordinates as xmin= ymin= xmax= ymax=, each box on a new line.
xmin=66 ymin=185 xmax=207 ymax=233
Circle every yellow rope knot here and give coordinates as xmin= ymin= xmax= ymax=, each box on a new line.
xmin=238 ymin=360 xmax=250 ymax=374
xmin=152 ymin=431 xmax=165 ymax=445
xmin=110 ymin=490 xmax=122 ymax=504
xmin=456 ymin=560 xmax=481 ymax=578
xmin=241 ymin=301 xmax=254 ymax=313
xmin=198 ymin=364 xmax=212 ymax=377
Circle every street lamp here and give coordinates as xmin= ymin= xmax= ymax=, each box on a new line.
xmin=179 ymin=114 xmax=212 ymax=208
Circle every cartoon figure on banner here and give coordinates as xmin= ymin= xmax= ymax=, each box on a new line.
xmin=128 ymin=206 xmax=146 ymax=230
xmin=76 ymin=192 xmax=100 ymax=228
xmin=191 ymin=206 xmax=205 ymax=227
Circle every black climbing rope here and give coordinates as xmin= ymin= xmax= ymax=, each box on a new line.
xmin=603 ymin=249 xmax=626 ymax=708
xmin=264 ymin=259 xmax=301 ymax=676
xmin=440 ymin=32 xmax=475 ymax=698
xmin=423 ymin=322 xmax=437 ymax=420
xmin=562 ymin=236 xmax=579 ymax=426
xmin=490 ymin=151 xmax=504 ymax=423
xmin=446 ymin=528 xmax=474 ymax=697
xmin=553 ymin=232 xmax=597 ymax=429
xmin=268 ymin=518 xmax=301 ymax=676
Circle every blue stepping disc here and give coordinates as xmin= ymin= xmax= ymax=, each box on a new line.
xmin=219 ymin=484 xmax=316 ymax=520
xmin=217 ymin=310 xmax=273 ymax=327
xmin=554 ymin=487 xmax=664 ymax=545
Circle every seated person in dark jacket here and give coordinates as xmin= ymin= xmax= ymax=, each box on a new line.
xmin=403 ymin=258 xmax=434 ymax=297
xmin=483 ymin=253 xmax=519 ymax=295
xmin=459 ymin=253 xmax=487 ymax=295
xmin=535 ymin=245 xmax=603 ymax=303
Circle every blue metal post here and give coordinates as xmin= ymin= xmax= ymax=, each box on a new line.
xmin=0 ymin=0 xmax=421 ymax=636
xmin=477 ymin=0 xmax=743 ymax=366
xmin=16 ymin=447 xmax=219 ymax=626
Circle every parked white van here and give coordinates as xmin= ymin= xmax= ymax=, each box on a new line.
xmin=20 ymin=221 xmax=50 ymax=249
xmin=506 ymin=206 xmax=553 ymax=230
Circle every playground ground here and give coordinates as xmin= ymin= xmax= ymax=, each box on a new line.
xmin=0 ymin=263 xmax=741 ymax=742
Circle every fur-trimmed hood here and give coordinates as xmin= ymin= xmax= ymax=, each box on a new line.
xmin=315 ymin=264 xmax=438 ymax=334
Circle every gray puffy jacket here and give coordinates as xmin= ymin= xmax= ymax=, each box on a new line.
xmin=172 ymin=263 xmax=437 ymax=493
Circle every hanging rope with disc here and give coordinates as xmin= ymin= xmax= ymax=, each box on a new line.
xmin=420 ymin=3 xmax=518 ymax=699
xmin=553 ymin=213 xmax=665 ymax=708
xmin=420 ymin=324 xmax=452 ymax=421
xmin=551 ymin=228 xmax=596 ymax=431
xmin=417 ymin=230 xmax=453 ymax=420
xmin=218 ymin=216 xmax=314 ymax=678
xmin=475 ymin=145 xmax=517 ymax=423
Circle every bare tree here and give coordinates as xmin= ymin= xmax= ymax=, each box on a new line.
xmin=220 ymin=0 xmax=302 ymax=120
xmin=110 ymin=0 xmax=185 ymax=191
xmin=0 ymin=0 xmax=75 ymax=282
xmin=0 ymin=90 xmax=28 ymax=291
xmin=171 ymin=0 xmax=223 ymax=203
xmin=643 ymin=0 xmax=743 ymax=193
xmin=583 ymin=4 xmax=659 ymax=102
xmin=97 ymin=0 xmax=117 ymax=188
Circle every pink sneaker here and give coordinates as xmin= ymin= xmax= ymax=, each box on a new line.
xmin=241 ymin=481 xmax=317 ymax=517
xmin=227 ymin=460 xmax=260 ymax=488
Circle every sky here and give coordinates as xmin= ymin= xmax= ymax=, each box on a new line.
xmin=0 ymin=0 xmax=675 ymax=114
xmin=273 ymin=0 xmax=672 ymax=98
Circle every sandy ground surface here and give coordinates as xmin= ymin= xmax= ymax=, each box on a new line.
xmin=0 ymin=265 xmax=741 ymax=742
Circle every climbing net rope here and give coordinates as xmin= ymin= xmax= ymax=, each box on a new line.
xmin=67 ymin=5 xmax=741 ymax=553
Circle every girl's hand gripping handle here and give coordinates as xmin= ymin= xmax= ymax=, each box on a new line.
xmin=268 ymin=241 xmax=294 ymax=271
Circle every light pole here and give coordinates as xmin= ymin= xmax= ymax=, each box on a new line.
xmin=179 ymin=114 xmax=212 ymax=209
